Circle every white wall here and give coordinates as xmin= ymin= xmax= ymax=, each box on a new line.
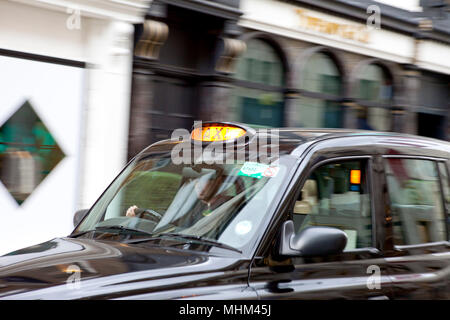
xmin=0 ymin=0 xmax=144 ymax=254
xmin=374 ymin=0 xmax=423 ymax=12
xmin=0 ymin=1 xmax=85 ymax=61
xmin=0 ymin=56 xmax=84 ymax=255
xmin=417 ymin=40 xmax=450 ymax=75
xmin=78 ymin=19 xmax=135 ymax=210
xmin=1 ymin=0 xmax=140 ymax=210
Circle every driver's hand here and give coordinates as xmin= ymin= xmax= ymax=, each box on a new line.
xmin=126 ymin=205 xmax=138 ymax=217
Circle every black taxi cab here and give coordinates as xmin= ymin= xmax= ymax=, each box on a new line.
xmin=0 ymin=122 xmax=449 ymax=300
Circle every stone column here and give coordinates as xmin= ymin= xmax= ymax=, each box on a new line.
xmin=198 ymin=37 xmax=246 ymax=123
xmin=127 ymin=19 xmax=169 ymax=159
xmin=401 ymin=67 xmax=421 ymax=135
xmin=391 ymin=107 xmax=406 ymax=133
xmin=283 ymin=93 xmax=299 ymax=127
xmin=198 ymin=80 xmax=235 ymax=122
xmin=342 ymin=101 xmax=359 ymax=129
xmin=128 ymin=63 xmax=155 ymax=159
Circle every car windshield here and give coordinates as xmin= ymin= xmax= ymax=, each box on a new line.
xmin=74 ymin=150 xmax=293 ymax=252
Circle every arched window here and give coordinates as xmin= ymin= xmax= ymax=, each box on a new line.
xmin=295 ymin=52 xmax=343 ymax=128
xmin=231 ymin=38 xmax=285 ymax=127
xmin=356 ymin=63 xmax=393 ymax=131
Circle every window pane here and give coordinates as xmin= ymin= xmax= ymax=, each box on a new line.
xmin=438 ymin=162 xmax=450 ymax=240
xmin=233 ymin=39 xmax=285 ymax=127
xmin=295 ymin=53 xmax=343 ymax=129
xmin=358 ymin=64 xmax=393 ymax=102
xmin=231 ymin=87 xmax=284 ymax=128
xmin=385 ymin=158 xmax=447 ymax=245
xmin=293 ymin=160 xmax=372 ymax=250
xmin=235 ymin=39 xmax=283 ymax=86
xmin=356 ymin=64 xmax=393 ymax=132
xmin=295 ymin=97 xmax=343 ymax=128
xmin=300 ymin=52 xmax=341 ymax=95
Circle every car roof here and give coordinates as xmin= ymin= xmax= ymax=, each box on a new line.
xmin=270 ymin=127 xmax=442 ymax=142
xmin=145 ymin=126 xmax=450 ymax=159
xmin=270 ymin=127 xmax=449 ymax=146
xmin=266 ymin=127 xmax=450 ymax=158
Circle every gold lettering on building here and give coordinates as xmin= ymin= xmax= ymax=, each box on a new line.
xmin=296 ymin=9 xmax=370 ymax=43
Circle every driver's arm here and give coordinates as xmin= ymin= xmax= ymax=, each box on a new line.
xmin=126 ymin=205 xmax=138 ymax=217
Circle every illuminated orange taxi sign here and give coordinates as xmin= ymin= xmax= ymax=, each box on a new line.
xmin=350 ymin=169 xmax=361 ymax=184
xmin=191 ymin=124 xmax=247 ymax=142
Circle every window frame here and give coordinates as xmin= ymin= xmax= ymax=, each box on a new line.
xmin=354 ymin=62 xmax=395 ymax=132
xmin=356 ymin=63 xmax=394 ymax=106
xmin=232 ymin=37 xmax=286 ymax=127
xmin=436 ymin=160 xmax=450 ymax=241
xmin=290 ymin=155 xmax=378 ymax=252
xmin=299 ymin=52 xmax=343 ymax=96
xmin=381 ymin=155 xmax=450 ymax=249
xmin=294 ymin=51 xmax=345 ymax=129
xmin=233 ymin=38 xmax=286 ymax=93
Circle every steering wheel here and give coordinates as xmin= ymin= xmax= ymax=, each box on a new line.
xmin=135 ymin=208 xmax=162 ymax=223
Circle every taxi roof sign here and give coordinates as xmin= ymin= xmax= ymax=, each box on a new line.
xmin=191 ymin=123 xmax=248 ymax=142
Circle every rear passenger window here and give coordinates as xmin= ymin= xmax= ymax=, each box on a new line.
xmin=293 ymin=160 xmax=372 ymax=250
xmin=437 ymin=162 xmax=450 ymax=240
xmin=384 ymin=158 xmax=447 ymax=245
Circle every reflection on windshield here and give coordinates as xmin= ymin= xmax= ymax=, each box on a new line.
xmin=75 ymin=154 xmax=290 ymax=251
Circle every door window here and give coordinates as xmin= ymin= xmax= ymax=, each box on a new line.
xmin=293 ymin=160 xmax=372 ymax=250
xmin=437 ymin=162 xmax=450 ymax=240
xmin=384 ymin=158 xmax=447 ymax=245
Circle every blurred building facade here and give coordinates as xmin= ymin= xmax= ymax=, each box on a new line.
xmin=129 ymin=0 xmax=450 ymax=159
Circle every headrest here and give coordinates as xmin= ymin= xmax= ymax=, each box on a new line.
xmin=303 ymin=179 xmax=318 ymax=198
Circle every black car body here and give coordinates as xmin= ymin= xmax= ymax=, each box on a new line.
xmin=0 ymin=124 xmax=449 ymax=300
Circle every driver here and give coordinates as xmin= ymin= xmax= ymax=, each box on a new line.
xmin=188 ymin=173 xmax=226 ymax=217
xmin=125 ymin=172 xmax=236 ymax=226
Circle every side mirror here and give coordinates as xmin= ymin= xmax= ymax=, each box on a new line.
xmin=73 ymin=209 xmax=89 ymax=227
xmin=279 ymin=220 xmax=347 ymax=257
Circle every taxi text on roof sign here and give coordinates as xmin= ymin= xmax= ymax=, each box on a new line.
xmin=191 ymin=123 xmax=247 ymax=142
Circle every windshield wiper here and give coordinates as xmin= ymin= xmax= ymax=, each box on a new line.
xmin=70 ymin=226 xmax=153 ymax=238
xmin=70 ymin=229 xmax=242 ymax=253
xmin=94 ymin=225 xmax=153 ymax=235
xmin=125 ymin=233 xmax=242 ymax=254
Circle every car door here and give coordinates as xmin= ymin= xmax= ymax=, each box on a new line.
xmin=381 ymin=156 xmax=450 ymax=299
xmin=248 ymin=146 xmax=395 ymax=299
